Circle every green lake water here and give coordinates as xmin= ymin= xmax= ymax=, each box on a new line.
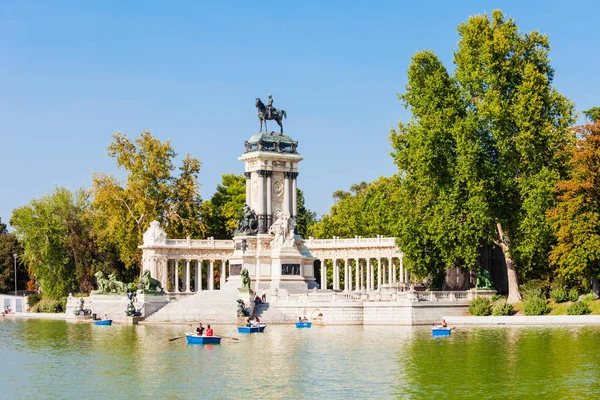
xmin=1 ymin=319 xmax=599 ymax=399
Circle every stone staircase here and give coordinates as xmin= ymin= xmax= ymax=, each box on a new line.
xmin=144 ymin=288 xmax=239 ymax=323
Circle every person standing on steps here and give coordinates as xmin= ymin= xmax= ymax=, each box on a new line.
xmin=262 ymin=288 xmax=267 ymax=303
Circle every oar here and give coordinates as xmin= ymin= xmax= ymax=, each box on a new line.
xmin=220 ymin=335 xmax=239 ymax=341
xmin=315 ymin=322 xmax=326 ymax=327
xmin=169 ymin=336 xmax=184 ymax=342
xmin=285 ymin=323 xmax=293 ymax=328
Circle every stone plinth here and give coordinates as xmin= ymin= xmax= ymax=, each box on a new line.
xmin=90 ymin=292 xmax=168 ymax=321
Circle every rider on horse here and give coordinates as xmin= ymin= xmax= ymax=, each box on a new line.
xmin=266 ymin=94 xmax=274 ymax=119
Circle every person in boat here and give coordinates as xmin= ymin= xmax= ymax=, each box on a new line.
xmin=441 ymin=319 xmax=447 ymax=328
xmin=297 ymin=317 xmax=302 ymax=322
xmin=255 ymin=316 xmax=261 ymax=324
xmin=246 ymin=318 xmax=251 ymax=327
xmin=195 ymin=322 xmax=205 ymax=336
xmin=302 ymin=316 xmax=308 ymax=322
xmin=205 ymin=325 xmax=213 ymax=336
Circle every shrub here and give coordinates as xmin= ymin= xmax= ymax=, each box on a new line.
xmin=523 ymin=296 xmax=549 ymax=316
xmin=492 ymin=300 xmax=514 ymax=316
xmin=30 ymin=297 xmax=67 ymax=313
xmin=550 ymin=286 xmax=568 ymax=303
xmin=567 ymin=301 xmax=591 ymax=315
xmin=568 ymin=288 xmax=579 ymax=302
xmin=469 ymin=298 xmax=492 ymax=316
xmin=27 ymin=293 xmax=42 ymax=308
xmin=520 ymin=280 xmax=546 ymax=301
xmin=583 ymin=293 xmax=597 ymax=303
xmin=491 ymin=294 xmax=506 ymax=302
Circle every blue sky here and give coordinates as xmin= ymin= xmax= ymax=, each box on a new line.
xmin=1 ymin=1 xmax=598 ymax=227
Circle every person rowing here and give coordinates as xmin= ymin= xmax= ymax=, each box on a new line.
xmin=195 ymin=322 xmax=205 ymax=336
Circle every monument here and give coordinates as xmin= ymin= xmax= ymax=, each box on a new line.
xmin=227 ymin=95 xmax=317 ymax=295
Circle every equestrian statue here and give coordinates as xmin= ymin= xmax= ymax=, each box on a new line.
xmin=256 ymin=94 xmax=287 ymax=134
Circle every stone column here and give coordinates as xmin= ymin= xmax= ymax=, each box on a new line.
xmin=377 ymin=258 xmax=382 ymax=288
xmin=283 ymin=172 xmax=291 ymax=215
xmin=220 ymin=259 xmax=226 ymax=289
xmin=392 ymin=258 xmax=397 ymax=285
xmin=344 ymin=259 xmax=349 ymax=292
xmin=355 ymin=258 xmax=360 ymax=292
xmin=388 ymin=257 xmax=393 ymax=286
xmin=366 ymin=258 xmax=371 ymax=291
xmin=209 ymin=260 xmax=215 ymax=290
xmin=400 ymin=255 xmax=404 ymax=284
xmin=291 ymin=171 xmax=298 ymax=218
xmin=174 ymin=260 xmax=180 ymax=293
xmin=244 ymin=172 xmax=252 ymax=209
xmin=333 ymin=259 xmax=338 ymax=291
xmin=320 ymin=259 xmax=327 ymax=290
xmin=197 ymin=260 xmax=203 ymax=292
xmin=257 ymin=170 xmax=266 ymax=234
xmin=161 ymin=258 xmax=168 ymax=292
xmin=266 ymin=171 xmax=273 ymax=229
xmin=370 ymin=259 xmax=375 ymax=290
xmin=185 ymin=260 xmax=191 ymax=293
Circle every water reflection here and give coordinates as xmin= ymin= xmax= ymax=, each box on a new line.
xmin=1 ymin=319 xmax=600 ymax=399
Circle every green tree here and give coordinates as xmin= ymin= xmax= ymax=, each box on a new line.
xmin=10 ymin=188 xmax=94 ymax=298
xmin=204 ymin=173 xmax=246 ymax=239
xmin=92 ymin=132 xmax=205 ymax=274
xmin=584 ymin=107 xmax=600 ymax=122
xmin=549 ymin=121 xmax=600 ymax=295
xmin=390 ymin=10 xmax=575 ymax=302
xmin=0 ymin=219 xmax=28 ymax=294
xmin=296 ymin=188 xmax=317 ymax=238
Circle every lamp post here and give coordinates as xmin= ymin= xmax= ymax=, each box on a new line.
xmin=13 ymin=253 xmax=17 ymax=295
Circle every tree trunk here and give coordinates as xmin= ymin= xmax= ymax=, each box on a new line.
xmin=496 ymin=223 xmax=522 ymax=303
xmin=592 ymin=276 xmax=600 ymax=298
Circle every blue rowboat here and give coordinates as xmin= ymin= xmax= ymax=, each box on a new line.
xmin=185 ymin=334 xmax=222 ymax=345
xmin=237 ymin=323 xmax=266 ymax=333
xmin=94 ymin=319 xmax=112 ymax=326
xmin=432 ymin=327 xmax=452 ymax=336
xmin=296 ymin=322 xmax=312 ymax=328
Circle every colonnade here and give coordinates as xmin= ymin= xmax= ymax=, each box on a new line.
xmin=245 ymin=170 xmax=299 ymax=234
xmin=317 ymin=256 xmax=407 ymax=291
xmin=161 ymin=259 xmax=228 ymax=294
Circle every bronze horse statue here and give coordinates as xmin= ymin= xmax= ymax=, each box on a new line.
xmin=256 ymin=98 xmax=287 ymax=134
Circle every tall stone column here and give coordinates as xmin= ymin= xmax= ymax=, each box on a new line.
xmin=320 ymin=259 xmax=327 ymax=290
xmin=257 ymin=170 xmax=266 ymax=234
xmin=291 ymin=171 xmax=298 ymax=218
xmin=366 ymin=259 xmax=371 ymax=291
xmin=174 ymin=260 xmax=180 ymax=293
xmin=185 ymin=260 xmax=191 ymax=293
xmin=377 ymin=258 xmax=382 ymax=288
xmin=197 ymin=259 xmax=203 ymax=292
xmin=388 ymin=257 xmax=393 ymax=286
xmin=244 ymin=172 xmax=252 ymax=209
xmin=355 ymin=258 xmax=360 ymax=292
xmin=400 ymin=255 xmax=404 ymax=284
xmin=209 ymin=260 xmax=215 ymax=290
xmin=220 ymin=259 xmax=226 ymax=289
xmin=392 ymin=258 xmax=397 ymax=285
xmin=283 ymin=172 xmax=291 ymax=215
xmin=161 ymin=259 xmax=168 ymax=292
xmin=333 ymin=259 xmax=339 ymax=291
xmin=344 ymin=259 xmax=349 ymax=292
xmin=266 ymin=171 xmax=273 ymax=229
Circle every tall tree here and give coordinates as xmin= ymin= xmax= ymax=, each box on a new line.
xmin=10 ymin=187 xmax=93 ymax=298
xmin=295 ymin=188 xmax=317 ymax=238
xmin=92 ymin=132 xmax=205 ymax=274
xmin=204 ymin=174 xmax=246 ymax=239
xmin=0 ymin=219 xmax=28 ymax=294
xmin=549 ymin=121 xmax=600 ymax=295
xmin=584 ymin=107 xmax=600 ymax=122
xmin=391 ymin=10 xmax=575 ymax=302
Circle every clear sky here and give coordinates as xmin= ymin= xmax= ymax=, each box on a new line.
xmin=1 ymin=1 xmax=598 ymax=227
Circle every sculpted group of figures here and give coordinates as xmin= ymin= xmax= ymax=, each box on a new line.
xmin=234 ymin=203 xmax=297 ymax=249
xmin=92 ymin=269 xmax=163 ymax=295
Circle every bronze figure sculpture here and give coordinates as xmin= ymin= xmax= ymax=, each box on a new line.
xmin=256 ymin=95 xmax=287 ymax=134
